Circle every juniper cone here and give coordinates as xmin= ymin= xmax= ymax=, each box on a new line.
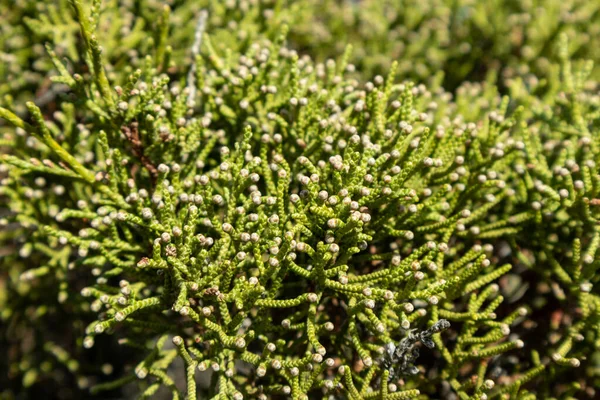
xmin=1 ymin=0 xmax=599 ymax=399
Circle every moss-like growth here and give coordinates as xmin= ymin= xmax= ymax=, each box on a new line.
xmin=1 ymin=1 xmax=599 ymax=399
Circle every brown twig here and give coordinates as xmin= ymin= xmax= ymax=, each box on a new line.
xmin=121 ymin=122 xmax=158 ymax=185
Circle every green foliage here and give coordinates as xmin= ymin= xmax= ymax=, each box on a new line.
xmin=288 ymin=0 xmax=600 ymax=89
xmin=1 ymin=1 xmax=599 ymax=399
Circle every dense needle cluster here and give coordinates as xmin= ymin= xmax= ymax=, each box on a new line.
xmin=0 ymin=1 xmax=599 ymax=399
